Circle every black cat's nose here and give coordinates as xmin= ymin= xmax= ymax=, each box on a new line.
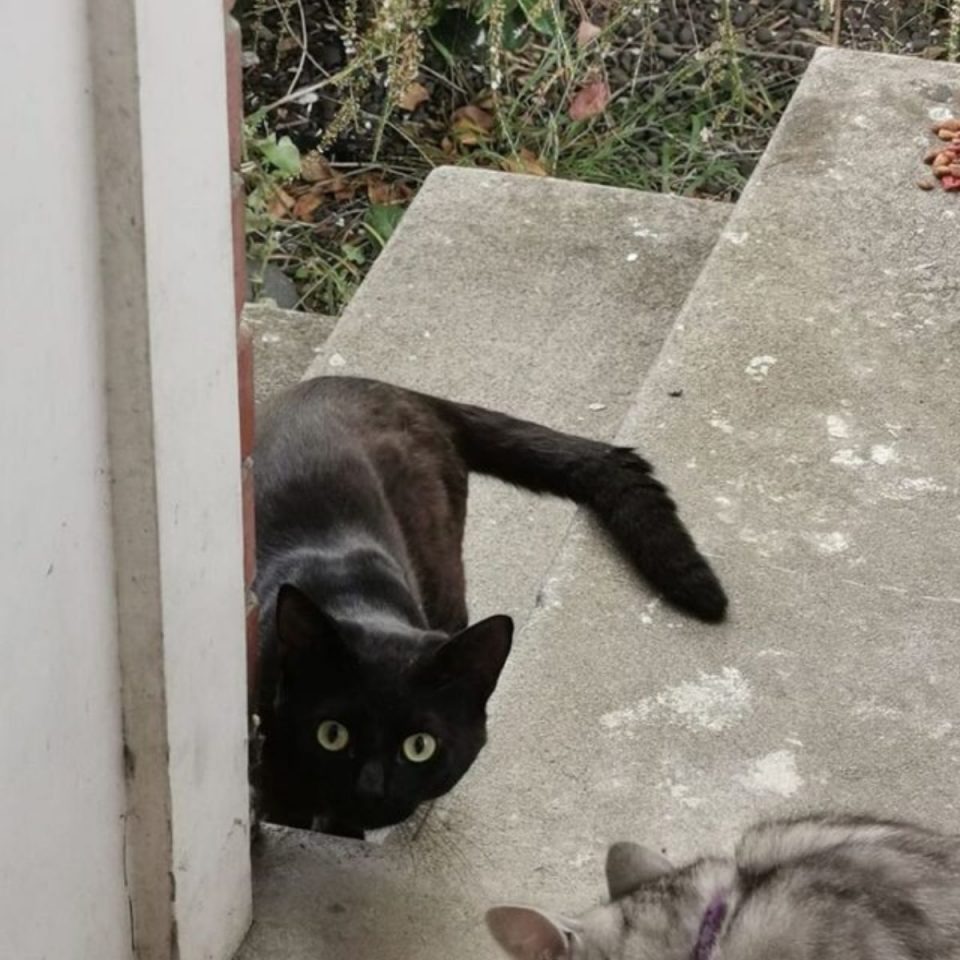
xmin=355 ymin=760 xmax=386 ymax=801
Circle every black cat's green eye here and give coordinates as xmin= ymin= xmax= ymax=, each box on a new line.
xmin=317 ymin=720 xmax=349 ymax=752
xmin=402 ymin=732 xmax=437 ymax=763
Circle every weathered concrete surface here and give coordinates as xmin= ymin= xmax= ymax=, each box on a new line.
xmin=437 ymin=46 xmax=960 ymax=914
xmin=242 ymin=303 xmax=337 ymax=404
xmin=302 ymin=167 xmax=729 ymax=627
xmin=446 ymin=48 xmax=960 ymax=919
xmin=240 ymin=50 xmax=960 ymax=960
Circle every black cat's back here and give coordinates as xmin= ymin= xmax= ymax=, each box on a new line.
xmin=255 ymin=376 xmax=470 ymax=632
xmin=257 ymin=374 xmax=727 ymax=624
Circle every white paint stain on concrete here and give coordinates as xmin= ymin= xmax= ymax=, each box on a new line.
xmin=536 ymin=575 xmax=565 ymax=611
xmin=599 ymin=702 xmax=653 ymax=731
xmin=328 ymin=352 xmax=347 ymax=367
xmin=903 ymin=477 xmax=948 ymax=494
xmin=722 ymin=229 xmax=749 ymax=246
xmin=639 ymin=599 xmax=660 ymax=626
xmin=883 ymin=477 xmax=949 ymax=501
xmin=745 ymin=356 xmax=777 ymax=381
xmin=738 ymin=526 xmax=787 ymax=557
xmin=659 ymin=778 xmax=705 ymax=809
xmin=831 ymin=448 xmax=866 ymax=468
xmin=599 ymin=667 xmax=751 ymax=735
xmin=929 ymin=721 xmax=953 ymax=741
xmin=709 ymin=415 xmax=734 ymax=434
xmin=826 ymin=414 xmax=851 ymax=439
xmin=737 ymin=750 xmax=802 ymax=797
xmin=625 ymin=252 xmax=639 ymax=262
xmin=657 ymin=667 xmax=751 ymax=731
xmin=870 ymin=444 xmax=899 ymax=465
xmin=714 ymin=495 xmax=737 ymax=526
xmin=806 ymin=531 xmax=850 ymax=555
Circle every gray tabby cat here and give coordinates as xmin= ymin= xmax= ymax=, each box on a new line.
xmin=486 ymin=813 xmax=960 ymax=960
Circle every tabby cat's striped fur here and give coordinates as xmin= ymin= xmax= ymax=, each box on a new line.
xmin=487 ymin=813 xmax=960 ymax=960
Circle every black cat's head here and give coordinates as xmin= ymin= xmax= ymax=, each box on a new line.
xmin=261 ymin=584 xmax=513 ymax=834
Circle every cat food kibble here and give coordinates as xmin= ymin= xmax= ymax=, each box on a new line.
xmin=921 ymin=119 xmax=960 ymax=192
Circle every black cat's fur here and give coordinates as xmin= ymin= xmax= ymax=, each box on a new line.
xmin=252 ymin=376 xmax=726 ymax=836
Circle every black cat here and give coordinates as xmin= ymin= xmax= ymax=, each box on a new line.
xmin=252 ymin=376 xmax=726 ymax=837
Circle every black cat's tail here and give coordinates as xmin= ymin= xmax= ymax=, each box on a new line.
xmin=425 ymin=394 xmax=727 ymax=623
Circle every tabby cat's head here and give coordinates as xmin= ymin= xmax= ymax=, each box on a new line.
xmin=261 ymin=585 xmax=513 ymax=834
xmin=486 ymin=843 xmax=688 ymax=960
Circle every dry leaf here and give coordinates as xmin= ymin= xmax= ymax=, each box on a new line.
xmin=367 ymin=179 xmax=413 ymax=205
xmin=292 ymin=189 xmax=325 ymax=221
xmin=576 ymin=19 xmax=602 ymax=46
xmin=452 ymin=104 xmax=496 ymax=145
xmin=300 ymin=151 xmax=355 ymax=201
xmin=301 ymin=151 xmax=336 ymax=184
xmin=267 ymin=186 xmax=296 ymax=219
xmin=569 ymin=80 xmax=609 ymax=121
xmin=397 ymin=81 xmax=430 ymax=112
xmin=453 ymin=105 xmax=495 ymax=131
xmin=332 ymin=176 xmax=357 ymax=203
xmin=502 ymin=148 xmax=549 ymax=177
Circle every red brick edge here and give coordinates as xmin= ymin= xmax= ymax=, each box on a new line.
xmin=225 ymin=0 xmax=260 ymax=708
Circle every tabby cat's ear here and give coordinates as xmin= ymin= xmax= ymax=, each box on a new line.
xmin=486 ymin=906 xmax=573 ymax=960
xmin=605 ymin=842 xmax=673 ymax=899
xmin=275 ymin=584 xmax=343 ymax=659
xmin=426 ymin=614 xmax=513 ymax=705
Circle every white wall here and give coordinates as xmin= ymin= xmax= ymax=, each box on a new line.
xmin=0 ymin=2 xmax=132 ymax=958
xmin=0 ymin=1 xmax=251 ymax=957
xmin=136 ymin=0 xmax=252 ymax=953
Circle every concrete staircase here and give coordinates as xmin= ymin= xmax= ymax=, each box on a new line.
xmin=237 ymin=49 xmax=960 ymax=960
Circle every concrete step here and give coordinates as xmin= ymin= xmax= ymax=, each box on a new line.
xmin=237 ymin=172 xmax=729 ymax=955
xmin=242 ymin=303 xmax=337 ymax=405
xmin=240 ymin=48 xmax=960 ymax=959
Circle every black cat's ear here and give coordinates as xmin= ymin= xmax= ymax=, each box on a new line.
xmin=605 ymin=842 xmax=673 ymax=899
xmin=427 ymin=614 xmax=513 ymax=704
xmin=486 ymin=906 xmax=574 ymax=960
xmin=275 ymin=584 xmax=342 ymax=659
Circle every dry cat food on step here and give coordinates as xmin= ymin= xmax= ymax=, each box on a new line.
xmin=920 ymin=118 xmax=960 ymax=192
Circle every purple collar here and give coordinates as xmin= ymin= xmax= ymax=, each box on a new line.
xmin=692 ymin=894 xmax=728 ymax=960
